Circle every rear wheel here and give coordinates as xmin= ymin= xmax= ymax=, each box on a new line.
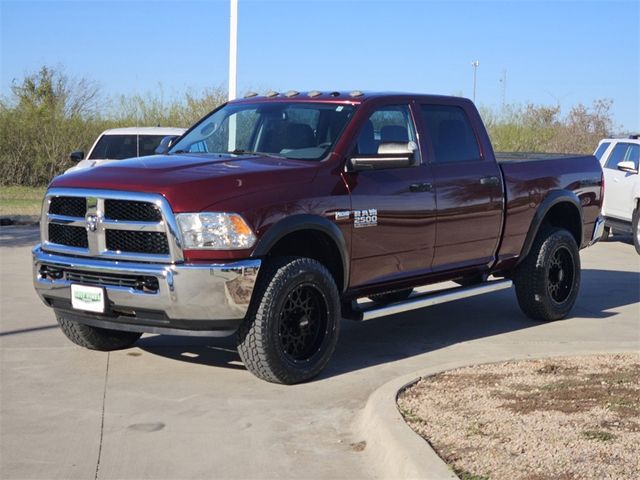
xmin=56 ymin=313 xmax=142 ymax=350
xmin=513 ymin=227 xmax=581 ymax=321
xmin=237 ymin=257 xmax=340 ymax=384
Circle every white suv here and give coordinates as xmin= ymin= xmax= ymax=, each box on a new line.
xmin=594 ymin=136 xmax=640 ymax=253
xmin=65 ymin=126 xmax=186 ymax=174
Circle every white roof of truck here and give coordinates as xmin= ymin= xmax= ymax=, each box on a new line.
xmin=100 ymin=127 xmax=187 ymax=135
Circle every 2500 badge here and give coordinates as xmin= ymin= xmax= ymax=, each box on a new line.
xmin=354 ymin=209 xmax=378 ymax=228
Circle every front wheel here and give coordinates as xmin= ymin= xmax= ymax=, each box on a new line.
xmin=236 ymin=257 xmax=340 ymax=384
xmin=56 ymin=313 xmax=142 ymax=350
xmin=513 ymin=227 xmax=581 ymax=322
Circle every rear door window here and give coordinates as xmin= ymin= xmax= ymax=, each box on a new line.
xmin=420 ymin=105 xmax=481 ymax=163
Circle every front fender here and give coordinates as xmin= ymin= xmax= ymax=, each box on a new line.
xmin=251 ymin=214 xmax=350 ymax=291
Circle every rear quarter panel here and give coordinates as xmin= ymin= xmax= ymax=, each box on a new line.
xmin=495 ymin=154 xmax=603 ymax=271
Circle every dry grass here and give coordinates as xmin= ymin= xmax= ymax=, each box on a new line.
xmin=398 ymin=354 xmax=640 ymax=480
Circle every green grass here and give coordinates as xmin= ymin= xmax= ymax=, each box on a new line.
xmin=582 ymin=430 xmax=617 ymax=442
xmin=0 ymin=186 xmax=46 ymax=216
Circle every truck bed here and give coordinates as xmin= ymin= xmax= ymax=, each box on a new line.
xmin=496 ymin=152 xmax=589 ymax=163
xmin=495 ymin=151 xmax=602 ymax=271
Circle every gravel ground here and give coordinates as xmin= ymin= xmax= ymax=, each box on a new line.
xmin=398 ymin=353 xmax=640 ymax=480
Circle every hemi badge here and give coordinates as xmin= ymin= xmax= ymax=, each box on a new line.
xmin=334 ymin=211 xmax=350 ymax=221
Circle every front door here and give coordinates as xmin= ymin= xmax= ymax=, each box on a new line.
xmin=344 ymin=103 xmax=437 ymax=288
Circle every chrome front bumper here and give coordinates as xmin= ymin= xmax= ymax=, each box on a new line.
xmin=33 ymin=245 xmax=260 ymax=335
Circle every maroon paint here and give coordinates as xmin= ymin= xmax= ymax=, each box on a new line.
xmin=49 ymin=92 xmax=603 ymax=296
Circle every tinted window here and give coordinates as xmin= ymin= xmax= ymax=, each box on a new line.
xmin=421 ymin=105 xmax=481 ymax=163
xmin=355 ymin=105 xmax=417 ymax=155
xmin=89 ymin=135 xmax=138 ymax=160
xmin=593 ymin=142 xmax=610 ymax=161
xmin=138 ymin=135 xmax=167 ymax=157
xmin=171 ymin=102 xmax=355 ymax=161
xmin=604 ymin=143 xmax=640 ymax=170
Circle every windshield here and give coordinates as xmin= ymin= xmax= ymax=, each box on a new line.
xmin=88 ymin=134 xmax=166 ymax=160
xmin=170 ymin=102 xmax=356 ymax=161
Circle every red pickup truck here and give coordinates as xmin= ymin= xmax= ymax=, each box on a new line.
xmin=33 ymin=92 xmax=604 ymax=384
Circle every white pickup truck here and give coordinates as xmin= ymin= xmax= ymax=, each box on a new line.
xmin=594 ymin=136 xmax=640 ymax=253
xmin=66 ymin=126 xmax=186 ymax=174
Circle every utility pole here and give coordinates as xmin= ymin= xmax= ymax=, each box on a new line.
xmin=228 ymin=0 xmax=238 ymax=101
xmin=471 ymin=60 xmax=479 ymax=103
xmin=228 ymin=0 xmax=238 ymax=150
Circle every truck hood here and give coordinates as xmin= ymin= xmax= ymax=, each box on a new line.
xmin=51 ymin=153 xmax=319 ymax=212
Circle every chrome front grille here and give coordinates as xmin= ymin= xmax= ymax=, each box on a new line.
xmin=41 ymin=188 xmax=183 ymax=263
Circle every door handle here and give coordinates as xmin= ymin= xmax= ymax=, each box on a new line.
xmin=480 ymin=176 xmax=501 ymax=186
xmin=409 ymin=182 xmax=433 ymax=192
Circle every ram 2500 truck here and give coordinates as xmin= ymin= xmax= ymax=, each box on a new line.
xmin=33 ymin=92 xmax=604 ymax=384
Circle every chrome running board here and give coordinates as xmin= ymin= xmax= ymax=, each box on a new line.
xmin=351 ymin=279 xmax=513 ymax=321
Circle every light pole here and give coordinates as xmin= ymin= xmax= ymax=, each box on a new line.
xmin=228 ymin=0 xmax=238 ymax=101
xmin=471 ymin=60 xmax=479 ymax=103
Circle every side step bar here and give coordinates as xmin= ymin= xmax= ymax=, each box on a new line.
xmin=350 ymin=279 xmax=513 ymax=321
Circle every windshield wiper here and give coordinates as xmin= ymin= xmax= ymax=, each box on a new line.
xmin=227 ymin=149 xmax=284 ymax=158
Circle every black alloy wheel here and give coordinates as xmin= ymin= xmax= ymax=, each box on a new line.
xmin=278 ymin=284 xmax=329 ymax=363
xmin=514 ymin=227 xmax=581 ymax=322
xmin=546 ymin=246 xmax=575 ymax=304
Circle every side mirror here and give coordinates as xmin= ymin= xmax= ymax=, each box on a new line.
xmin=617 ymin=161 xmax=638 ymax=174
xmin=155 ymin=135 xmax=179 ymax=155
xmin=69 ymin=150 xmax=84 ymax=162
xmin=348 ymin=141 xmax=417 ymax=171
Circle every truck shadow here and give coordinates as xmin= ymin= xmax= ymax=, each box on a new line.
xmin=136 ymin=268 xmax=639 ymax=379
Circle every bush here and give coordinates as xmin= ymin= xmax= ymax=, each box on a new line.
xmin=482 ymin=99 xmax=615 ymax=154
xmin=0 ymin=67 xmax=226 ymax=186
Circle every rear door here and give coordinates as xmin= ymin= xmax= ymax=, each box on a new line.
xmin=601 ymin=142 xmax=639 ymax=221
xmin=418 ymin=102 xmax=504 ymax=271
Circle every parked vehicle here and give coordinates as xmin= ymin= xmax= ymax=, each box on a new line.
xmin=33 ymin=91 xmax=605 ymax=384
xmin=65 ymin=127 xmax=186 ymax=174
xmin=594 ymin=136 xmax=640 ymax=253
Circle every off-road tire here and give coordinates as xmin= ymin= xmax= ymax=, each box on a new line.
xmin=236 ymin=257 xmax=340 ymax=384
xmin=56 ymin=313 xmax=142 ymax=350
xmin=513 ymin=227 xmax=581 ymax=322
xmin=632 ymin=207 xmax=640 ymax=255
xmin=369 ymin=288 xmax=413 ymax=305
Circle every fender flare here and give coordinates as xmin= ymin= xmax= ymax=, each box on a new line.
xmin=251 ymin=214 xmax=350 ymax=291
xmin=518 ymin=189 xmax=583 ymax=264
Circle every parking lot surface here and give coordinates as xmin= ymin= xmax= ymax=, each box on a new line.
xmin=1 ymin=226 xmax=638 ymax=480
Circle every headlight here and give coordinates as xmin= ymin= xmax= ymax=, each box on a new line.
xmin=176 ymin=212 xmax=257 ymax=250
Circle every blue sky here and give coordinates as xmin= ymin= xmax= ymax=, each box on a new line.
xmin=1 ymin=0 xmax=638 ymax=131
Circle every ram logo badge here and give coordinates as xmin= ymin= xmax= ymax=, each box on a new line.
xmin=334 ymin=211 xmax=350 ymax=221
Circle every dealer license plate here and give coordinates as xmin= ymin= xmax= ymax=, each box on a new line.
xmin=71 ymin=284 xmax=105 ymax=313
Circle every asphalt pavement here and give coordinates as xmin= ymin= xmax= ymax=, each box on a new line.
xmin=1 ymin=226 xmax=638 ymax=480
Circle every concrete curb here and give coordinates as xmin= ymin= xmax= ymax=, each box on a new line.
xmin=358 ymin=347 xmax=639 ymax=480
